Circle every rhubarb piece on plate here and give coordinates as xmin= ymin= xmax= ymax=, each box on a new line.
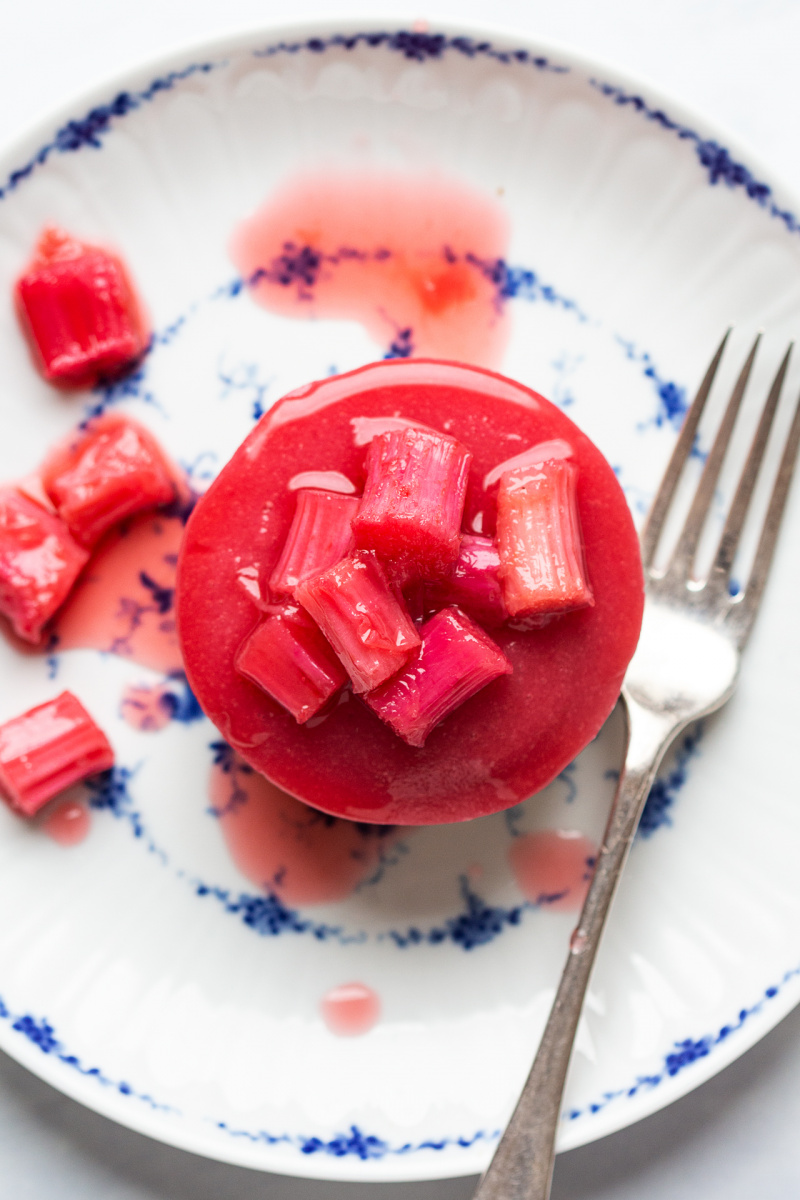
xmin=426 ymin=534 xmax=508 ymax=626
xmin=42 ymin=414 xmax=176 ymax=547
xmin=0 ymin=691 xmax=114 ymax=817
xmin=497 ymin=457 xmax=594 ymax=617
xmin=269 ymin=489 xmax=359 ymax=595
xmin=15 ymin=227 xmax=148 ymax=388
xmin=235 ymin=604 xmax=348 ymax=723
xmin=295 ymin=551 xmax=420 ymax=693
xmin=352 ymin=426 xmax=471 ymax=578
xmin=366 ymin=607 xmax=512 ymax=747
xmin=0 ymin=487 xmax=89 ymax=643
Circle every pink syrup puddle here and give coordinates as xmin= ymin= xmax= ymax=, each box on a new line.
xmin=509 ymin=829 xmax=597 ymax=913
xmin=120 ymin=683 xmax=174 ymax=731
xmin=209 ymin=750 xmax=399 ymax=905
xmin=230 ymin=170 xmax=510 ymax=368
xmin=41 ymin=799 xmax=91 ymax=846
xmin=53 ymin=512 xmax=184 ymax=673
xmin=320 ymin=982 xmax=381 ymax=1037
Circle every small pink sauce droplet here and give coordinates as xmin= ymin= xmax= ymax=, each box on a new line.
xmin=41 ymin=800 xmax=91 ymax=846
xmin=509 ymin=829 xmax=597 ymax=913
xmin=53 ymin=513 xmax=184 ymax=673
xmin=120 ymin=683 xmax=174 ymax=731
xmin=321 ymin=982 xmax=381 ymax=1037
xmin=209 ymin=751 xmax=401 ymax=905
xmin=230 ymin=170 xmax=510 ymax=368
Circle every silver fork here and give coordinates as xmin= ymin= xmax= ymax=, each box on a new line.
xmin=474 ymin=330 xmax=800 ymax=1200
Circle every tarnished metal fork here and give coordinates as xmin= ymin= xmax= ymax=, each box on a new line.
xmin=474 ymin=331 xmax=800 ymax=1200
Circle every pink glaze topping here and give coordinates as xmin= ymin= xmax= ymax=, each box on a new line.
xmin=120 ymin=683 xmax=174 ymax=731
xmin=230 ymin=170 xmax=510 ymax=367
xmin=209 ymin=748 xmax=398 ymax=905
xmin=54 ymin=512 xmax=184 ymax=673
xmin=508 ymin=829 xmax=597 ymax=912
xmin=320 ymin=982 xmax=381 ymax=1037
xmin=41 ymin=799 xmax=91 ymax=845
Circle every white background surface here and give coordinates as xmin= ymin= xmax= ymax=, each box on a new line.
xmin=2 ymin=0 xmax=800 ymax=1195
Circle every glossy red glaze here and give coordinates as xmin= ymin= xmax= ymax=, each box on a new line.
xmin=177 ymin=359 xmax=644 ymax=825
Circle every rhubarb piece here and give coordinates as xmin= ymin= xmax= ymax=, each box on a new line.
xmin=0 ymin=488 xmax=89 ymax=643
xmin=497 ymin=458 xmax=593 ymax=617
xmin=15 ymin=227 xmax=148 ymax=388
xmin=0 ymin=691 xmax=114 ymax=817
xmin=295 ymin=551 xmax=420 ymax=693
xmin=426 ymin=534 xmax=508 ymax=626
xmin=235 ymin=605 xmax=347 ymax=723
xmin=352 ymin=426 xmax=471 ymax=578
xmin=42 ymin=414 xmax=176 ymax=547
xmin=177 ymin=359 xmax=644 ymax=825
xmin=366 ymin=607 xmax=512 ymax=747
xmin=269 ymin=489 xmax=359 ymax=595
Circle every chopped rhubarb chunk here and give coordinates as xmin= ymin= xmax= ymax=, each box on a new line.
xmin=295 ymin=551 xmax=420 ymax=693
xmin=366 ymin=607 xmax=512 ymax=747
xmin=269 ymin=489 xmax=359 ymax=595
xmin=0 ymin=488 xmax=89 ymax=643
xmin=235 ymin=605 xmax=347 ymax=724
xmin=15 ymin=227 xmax=148 ymax=388
xmin=42 ymin=414 xmax=176 ymax=547
xmin=497 ymin=458 xmax=594 ymax=617
xmin=426 ymin=534 xmax=508 ymax=626
xmin=352 ymin=427 xmax=472 ymax=578
xmin=0 ymin=691 xmax=114 ymax=817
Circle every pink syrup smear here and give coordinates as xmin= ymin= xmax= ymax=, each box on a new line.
xmin=41 ymin=799 xmax=91 ymax=845
xmin=53 ymin=512 xmax=184 ymax=673
xmin=209 ymin=749 xmax=399 ymax=905
xmin=230 ymin=170 xmax=510 ymax=368
xmin=120 ymin=683 xmax=174 ymax=731
xmin=320 ymin=982 xmax=381 ymax=1037
xmin=509 ymin=829 xmax=597 ymax=913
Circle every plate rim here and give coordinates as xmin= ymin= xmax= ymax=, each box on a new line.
xmin=1 ymin=11 xmax=799 ymax=1181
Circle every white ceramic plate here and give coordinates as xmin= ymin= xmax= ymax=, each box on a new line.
xmin=1 ymin=19 xmax=799 ymax=1183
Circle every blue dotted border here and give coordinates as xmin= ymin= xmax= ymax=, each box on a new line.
xmin=4 ymin=961 xmax=795 ymax=1160
xmin=0 ymin=27 xmax=795 ymax=242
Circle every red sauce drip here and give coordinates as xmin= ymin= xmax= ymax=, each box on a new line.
xmin=120 ymin=683 xmax=173 ymax=731
xmin=320 ymin=982 xmax=381 ymax=1036
xmin=230 ymin=171 xmax=510 ymax=367
xmin=209 ymin=751 xmax=398 ymax=905
xmin=41 ymin=799 xmax=91 ymax=845
xmin=508 ymin=829 xmax=596 ymax=912
xmin=53 ymin=513 xmax=183 ymax=673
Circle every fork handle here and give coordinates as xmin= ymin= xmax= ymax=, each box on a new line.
xmin=472 ymin=694 xmax=683 ymax=1200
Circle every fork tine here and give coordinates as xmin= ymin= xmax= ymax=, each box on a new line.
xmin=641 ymin=328 xmax=730 ymax=568
xmin=667 ymin=332 xmax=761 ymax=577
xmin=710 ymin=344 xmax=792 ymax=587
xmin=729 ymin=382 xmax=800 ymax=646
